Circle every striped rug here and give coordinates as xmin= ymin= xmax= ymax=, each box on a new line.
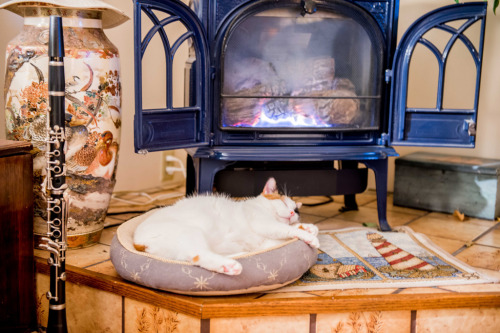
xmin=275 ymin=226 xmax=497 ymax=292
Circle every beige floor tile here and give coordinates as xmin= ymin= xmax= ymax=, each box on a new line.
xmin=210 ymin=315 xmax=310 ymax=333
xmin=184 ymin=291 xmax=265 ymax=304
xmin=66 ymin=282 xmax=122 ymax=332
xmin=315 ymin=217 xmax=365 ymax=231
xmin=332 ymin=206 xmax=379 ymax=223
xmin=298 ymin=289 xmax=399 ymax=298
xmin=296 ymin=196 xmax=337 ymax=205
xmin=352 ymin=190 xmax=378 ymax=206
xmin=86 ymin=260 xmax=121 ymax=278
xmin=194 ymin=293 xmax=263 ymax=303
xmin=322 ymin=191 xmax=377 ymax=207
xmin=99 ymin=226 xmax=119 ymax=246
xmin=300 ymin=191 xmax=377 ymax=207
xmin=335 ymin=206 xmax=420 ymax=227
xmin=454 ymin=244 xmax=500 ymax=271
xmin=66 ymin=244 xmax=111 ymax=268
xmin=109 ymin=212 xmax=143 ymax=222
xmin=475 ymin=225 xmax=500 ymax=247
xmin=335 ymin=288 xmax=399 ymax=296
xmin=316 ymin=311 xmax=412 ymax=333
xmin=424 ymin=212 xmax=495 ymax=225
xmin=407 ymin=213 xmax=495 ymax=242
xmin=108 ymin=187 xmax=184 ymax=215
xmin=366 ymin=193 xmax=429 ymax=216
xmin=425 ymin=235 xmax=465 ymax=255
xmin=331 ymin=195 xmax=345 ymax=204
xmin=258 ymin=291 xmax=317 ymax=299
xmin=124 ymin=298 xmax=200 ymax=333
xmin=299 ymin=213 xmax=327 ymax=224
xmin=416 ymin=308 xmax=500 ymax=333
xmin=103 ymin=215 xmax=126 ymax=227
xmin=298 ymin=201 xmax=345 ymax=217
xmin=475 ymin=267 xmax=500 ymax=280
xmin=107 ymin=203 xmax=157 ymax=214
xmin=439 ymin=283 xmax=500 ymax=293
xmin=305 ymin=289 xmax=344 ymax=297
xmin=396 ymin=287 xmax=450 ymax=294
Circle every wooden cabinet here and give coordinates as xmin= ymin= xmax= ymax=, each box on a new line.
xmin=0 ymin=140 xmax=36 ymax=332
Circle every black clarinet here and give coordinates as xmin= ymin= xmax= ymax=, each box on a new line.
xmin=39 ymin=15 xmax=69 ymax=333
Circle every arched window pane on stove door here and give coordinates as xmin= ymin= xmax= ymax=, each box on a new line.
xmin=134 ymin=0 xmax=210 ymax=152
xmin=407 ymin=20 xmax=478 ymax=112
xmin=442 ymin=20 xmax=482 ymax=111
xmin=220 ymin=6 xmax=384 ymax=130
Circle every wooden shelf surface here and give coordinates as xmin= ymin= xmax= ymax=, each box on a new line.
xmin=36 ymin=258 xmax=500 ymax=319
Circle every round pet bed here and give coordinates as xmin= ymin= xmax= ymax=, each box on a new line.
xmin=110 ymin=210 xmax=318 ymax=295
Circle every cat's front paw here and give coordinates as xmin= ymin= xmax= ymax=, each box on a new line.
xmin=305 ymin=236 xmax=320 ymax=249
xmin=297 ymin=223 xmax=319 ymax=236
xmin=219 ymin=261 xmax=243 ymax=276
xmin=298 ymin=233 xmax=320 ymax=249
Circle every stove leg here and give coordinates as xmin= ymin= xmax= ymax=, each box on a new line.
xmin=186 ymin=155 xmax=196 ymax=196
xmin=195 ymin=158 xmax=232 ymax=194
xmin=341 ymin=194 xmax=358 ymax=212
xmin=339 ymin=160 xmax=359 ymax=212
xmin=362 ymin=158 xmax=391 ymax=231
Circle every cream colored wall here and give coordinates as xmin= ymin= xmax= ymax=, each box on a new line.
xmin=0 ymin=0 xmax=499 ymax=193
xmin=0 ymin=0 xmax=178 ymax=192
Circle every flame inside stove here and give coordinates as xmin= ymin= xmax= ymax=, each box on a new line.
xmin=226 ymin=98 xmax=334 ymax=128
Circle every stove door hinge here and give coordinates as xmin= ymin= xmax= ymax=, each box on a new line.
xmin=385 ymin=69 xmax=392 ymax=83
xmin=377 ymin=133 xmax=389 ymax=146
xmin=209 ymin=132 xmax=215 ymax=146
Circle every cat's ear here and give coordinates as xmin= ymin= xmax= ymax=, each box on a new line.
xmin=296 ymin=202 xmax=302 ymax=209
xmin=262 ymin=177 xmax=278 ymax=195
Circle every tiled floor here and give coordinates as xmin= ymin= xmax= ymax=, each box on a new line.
xmin=52 ymin=188 xmax=500 ymax=278
xmin=33 ymin=186 xmax=500 ymax=332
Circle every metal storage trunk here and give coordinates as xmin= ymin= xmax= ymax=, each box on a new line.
xmin=394 ymin=152 xmax=500 ymax=220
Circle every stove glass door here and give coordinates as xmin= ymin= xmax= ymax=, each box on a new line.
xmin=220 ymin=6 xmax=384 ymax=131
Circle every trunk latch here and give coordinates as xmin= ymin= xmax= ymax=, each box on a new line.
xmin=465 ymin=120 xmax=476 ymax=137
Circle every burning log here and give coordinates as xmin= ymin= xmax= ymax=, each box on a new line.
xmin=222 ymin=55 xmax=360 ymax=127
xmin=223 ymin=57 xmax=282 ymax=94
xmin=291 ymin=78 xmax=360 ymax=126
xmin=291 ymin=57 xmax=336 ymax=94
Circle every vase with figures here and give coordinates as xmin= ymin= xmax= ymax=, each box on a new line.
xmin=1 ymin=0 xmax=128 ymax=248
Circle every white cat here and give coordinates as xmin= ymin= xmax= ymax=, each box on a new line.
xmin=133 ymin=177 xmax=319 ymax=275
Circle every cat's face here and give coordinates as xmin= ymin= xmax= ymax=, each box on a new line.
xmin=266 ymin=195 xmax=302 ymax=225
xmin=261 ymin=177 xmax=302 ymax=225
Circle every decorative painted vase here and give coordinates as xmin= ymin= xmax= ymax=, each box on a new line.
xmin=1 ymin=0 xmax=128 ymax=248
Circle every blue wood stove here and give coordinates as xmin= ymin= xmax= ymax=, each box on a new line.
xmin=132 ymin=0 xmax=487 ymax=231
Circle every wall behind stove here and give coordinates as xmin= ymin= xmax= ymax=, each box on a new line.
xmin=0 ymin=0 xmax=188 ymax=192
xmin=0 ymin=0 xmax=498 ymax=193
xmin=377 ymin=0 xmax=500 ymax=191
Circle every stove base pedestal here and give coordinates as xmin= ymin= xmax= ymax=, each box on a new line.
xmin=186 ymin=146 xmax=397 ymax=231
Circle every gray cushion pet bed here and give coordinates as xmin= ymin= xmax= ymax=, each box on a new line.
xmin=110 ymin=210 xmax=318 ymax=295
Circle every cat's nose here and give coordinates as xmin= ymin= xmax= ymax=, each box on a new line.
xmin=290 ymin=211 xmax=295 ymax=216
